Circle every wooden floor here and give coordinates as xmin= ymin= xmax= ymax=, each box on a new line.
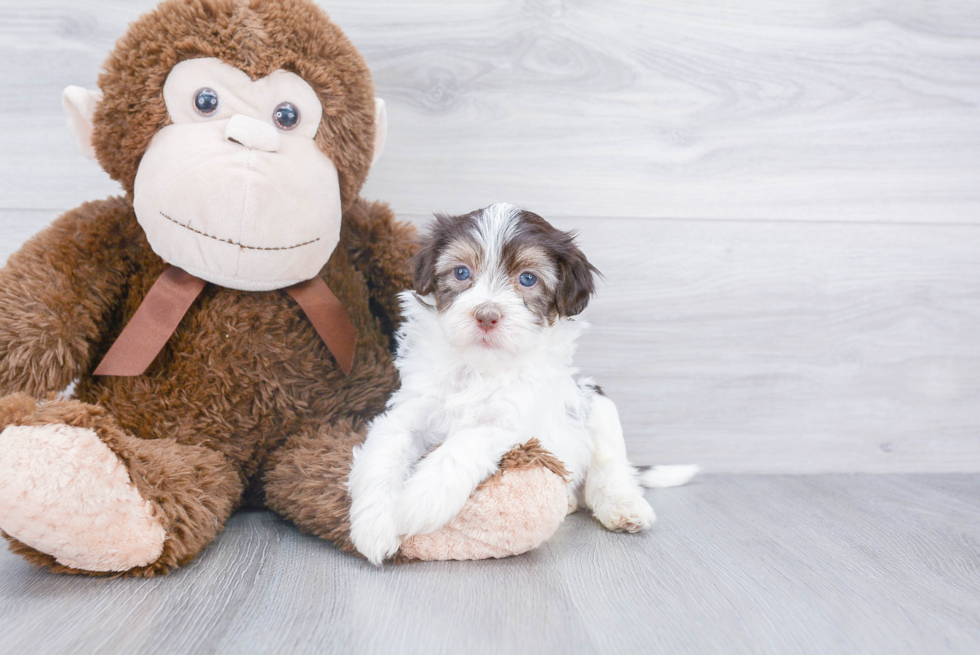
xmin=1 ymin=475 xmax=978 ymax=655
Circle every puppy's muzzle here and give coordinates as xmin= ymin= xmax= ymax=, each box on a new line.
xmin=474 ymin=304 xmax=502 ymax=332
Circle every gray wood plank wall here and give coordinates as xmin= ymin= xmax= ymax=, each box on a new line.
xmin=1 ymin=0 xmax=978 ymax=472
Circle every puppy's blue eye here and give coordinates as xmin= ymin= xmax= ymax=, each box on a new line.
xmin=453 ymin=266 xmax=471 ymax=281
xmin=194 ymin=88 xmax=219 ymax=116
xmin=519 ymin=272 xmax=537 ymax=287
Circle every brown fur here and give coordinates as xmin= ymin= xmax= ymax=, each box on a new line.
xmin=1 ymin=394 xmax=242 ymax=576
xmin=389 ymin=439 xmax=568 ymax=564
xmin=492 ymin=438 xmax=570 ymax=482
xmin=506 ymin=210 xmax=599 ymax=319
xmin=412 ymin=207 xmax=599 ymax=320
xmin=94 ymin=0 xmax=376 ymax=210
xmin=0 ymin=0 xmax=567 ymax=575
xmin=0 ymin=192 xmax=410 ymax=576
xmin=412 ymin=211 xmax=481 ymax=299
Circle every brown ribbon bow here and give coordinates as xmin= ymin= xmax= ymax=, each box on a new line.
xmin=93 ymin=266 xmax=356 ymax=377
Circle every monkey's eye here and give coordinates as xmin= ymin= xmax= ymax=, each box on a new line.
xmin=453 ymin=266 xmax=471 ymax=281
xmin=273 ymin=102 xmax=300 ymax=130
xmin=519 ymin=272 xmax=538 ymax=287
xmin=193 ymin=88 xmax=219 ymax=116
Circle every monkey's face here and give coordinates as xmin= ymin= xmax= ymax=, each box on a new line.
xmin=132 ymin=58 xmax=342 ymax=291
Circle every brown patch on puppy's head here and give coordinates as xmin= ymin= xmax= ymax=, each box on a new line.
xmin=414 ymin=205 xmax=599 ymax=324
xmin=93 ymin=0 xmax=376 ymax=208
xmin=412 ymin=204 xmax=599 ymax=358
xmin=412 ymin=211 xmax=483 ymax=309
xmin=504 ymin=210 xmax=599 ymax=320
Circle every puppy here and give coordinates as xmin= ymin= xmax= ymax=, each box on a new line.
xmin=348 ymin=203 xmax=697 ymax=565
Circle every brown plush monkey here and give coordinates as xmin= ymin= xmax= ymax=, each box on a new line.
xmin=0 ymin=0 xmax=568 ymax=576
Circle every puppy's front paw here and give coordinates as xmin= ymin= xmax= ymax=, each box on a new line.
xmin=396 ymin=477 xmax=465 ymax=537
xmin=592 ymin=495 xmax=656 ymax=533
xmin=396 ymin=487 xmax=446 ymax=537
xmin=350 ymin=507 xmax=402 ymax=566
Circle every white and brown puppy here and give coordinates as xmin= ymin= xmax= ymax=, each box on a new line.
xmin=348 ymin=203 xmax=697 ymax=565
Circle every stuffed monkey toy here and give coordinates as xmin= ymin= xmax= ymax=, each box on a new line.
xmin=0 ymin=0 xmax=568 ymax=576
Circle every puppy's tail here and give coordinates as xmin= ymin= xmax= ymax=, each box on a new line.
xmin=638 ymin=465 xmax=700 ymax=488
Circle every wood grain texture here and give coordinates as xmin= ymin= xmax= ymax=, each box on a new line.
xmin=2 ymin=1 xmax=980 ymax=472
xmin=1 ymin=0 xmax=979 ymax=222
xmin=1 ymin=475 xmax=978 ymax=654
xmin=401 ymin=212 xmax=980 ymax=473
xmin=2 ymin=5 xmax=978 ymax=650
xmin=3 ymin=209 xmax=979 ymax=473
xmin=560 ymin=216 xmax=980 ymax=473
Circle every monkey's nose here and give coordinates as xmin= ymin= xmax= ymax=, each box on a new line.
xmin=474 ymin=305 xmax=502 ymax=332
xmin=224 ymin=114 xmax=281 ymax=152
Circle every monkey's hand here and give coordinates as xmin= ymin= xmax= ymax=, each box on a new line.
xmin=396 ymin=426 xmax=519 ymax=537
xmin=398 ymin=440 xmax=570 ymax=561
xmin=0 ymin=197 xmax=137 ymax=397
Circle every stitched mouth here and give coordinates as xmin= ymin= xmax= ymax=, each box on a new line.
xmin=160 ymin=212 xmax=320 ymax=251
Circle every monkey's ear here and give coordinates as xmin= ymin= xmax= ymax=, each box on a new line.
xmin=62 ymin=86 xmax=103 ymax=160
xmin=372 ymin=98 xmax=388 ymax=166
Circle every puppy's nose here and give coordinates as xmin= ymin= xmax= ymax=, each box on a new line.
xmin=474 ymin=305 xmax=502 ymax=332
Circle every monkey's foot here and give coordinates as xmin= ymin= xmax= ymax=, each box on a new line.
xmin=0 ymin=422 xmax=165 ymax=572
xmin=399 ymin=440 xmax=568 ymax=561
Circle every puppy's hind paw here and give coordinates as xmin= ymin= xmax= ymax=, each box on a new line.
xmin=593 ymin=495 xmax=656 ymax=533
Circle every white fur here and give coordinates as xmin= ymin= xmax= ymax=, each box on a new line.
xmin=348 ymin=203 xmax=695 ymax=565
xmin=640 ymin=465 xmax=701 ymax=488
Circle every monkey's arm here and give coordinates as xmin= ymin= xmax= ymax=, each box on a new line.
xmin=341 ymin=198 xmax=418 ymax=340
xmin=0 ymin=197 xmax=140 ymax=396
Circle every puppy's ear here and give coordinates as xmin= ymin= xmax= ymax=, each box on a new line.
xmin=412 ymin=237 xmax=439 ymax=296
xmin=556 ymin=235 xmax=599 ymax=317
xmin=412 ymin=214 xmax=451 ymax=295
